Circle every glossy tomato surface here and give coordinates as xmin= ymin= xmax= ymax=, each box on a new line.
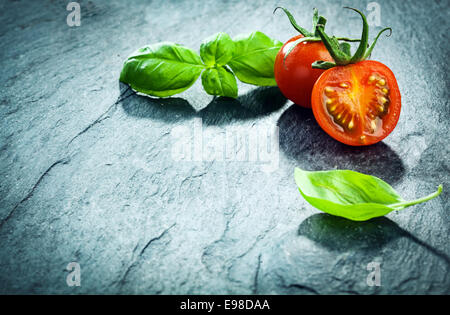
xmin=274 ymin=35 xmax=333 ymax=108
xmin=311 ymin=60 xmax=401 ymax=146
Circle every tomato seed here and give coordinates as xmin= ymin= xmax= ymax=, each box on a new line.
xmin=325 ymin=87 xmax=334 ymax=95
xmin=348 ymin=119 xmax=354 ymax=130
xmin=379 ymin=96 xmax=388 ymax=104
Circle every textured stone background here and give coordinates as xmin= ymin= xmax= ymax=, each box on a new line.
xmin=0 ymin=0 xmax=448 ymax=294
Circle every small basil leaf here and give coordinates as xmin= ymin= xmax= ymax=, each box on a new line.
xmin=200 ymin=32 xmax=235 ymax=67
xmin=294 ymin=168 xmax=443 ymax=221
xmin=201 ymin=67 xmax=238 ymax=98
xmin=120 ymin=42 xmax=205 ymax=97
xmin=227 ymin=31 xmax=283 ymax=86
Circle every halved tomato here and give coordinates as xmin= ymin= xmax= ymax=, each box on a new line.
xmin=311 ymin=60 xmax=401 ymax=146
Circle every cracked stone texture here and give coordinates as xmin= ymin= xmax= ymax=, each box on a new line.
xmin=0 ymin=0 xmax=448 ymax=294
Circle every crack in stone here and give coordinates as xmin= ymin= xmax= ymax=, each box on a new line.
xmin=200 ymin=217 xmax=234 ymax=273
xmin=0 ymin=157 xmax=71 ymax=229
xmin=118 ymin=223 xmax=176 ymax=287
xmin=395 ymin=275 xmax=421 ymax=290
xmin=252 ymin=254 xmax=262 ymax=294
xmin=287 ymin=283 xmax=320 ymax=295
xmin=67 ymin=87 xmax=134 ymax=146
xmin=180 ymin=172 xmax=208 ymax=187
xmin=178 ymin=171 xmax=209 ymax=200
xmin=276 ymin=273 xmax=321 ymax=295
xmin=139 ymin=223 xmax=177 ymax=257
xmin=223 ymin=230 xmax=270 ymax=288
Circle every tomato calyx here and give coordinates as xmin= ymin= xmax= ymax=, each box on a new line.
xmin=312 ymin=7 xmax=392 ymax=70
xmin=273 ymin=7 xmax=326 ymax=38
xmin=274 ymin=7 xmax=360 ymax=66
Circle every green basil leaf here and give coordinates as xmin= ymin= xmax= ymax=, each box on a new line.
xmin=201 ymin=67 xmax=238 ymax=98
xmin=227 ymin=31 xmax=283 ymax=86
xmin=294 ymin=168 xmax=443 ymax=221
xmin=200 ymin=32 xmax=235 ymax=67
xmin=119 ymin=42 xmax=205 ymax=97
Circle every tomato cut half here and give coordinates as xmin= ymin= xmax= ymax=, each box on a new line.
xmin=311 ymin=60 xmax=401 ymax=146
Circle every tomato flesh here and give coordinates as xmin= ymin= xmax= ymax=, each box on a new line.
xmin=275 ymin=35 xmax=333 ymax=108
xmin=312 ymin=60 xmax=401 ymax=146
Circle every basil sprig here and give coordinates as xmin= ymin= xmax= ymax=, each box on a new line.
xmin=120 ymin=31 xmax=282 ymax=99
xmin=295 ymin=168 xmax=443 ymax=221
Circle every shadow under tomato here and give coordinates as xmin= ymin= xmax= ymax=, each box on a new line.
xmin=277 ymin=104 xmax=405 ymax=184
xmin=298 ymin=214 xmax=450 ymax=265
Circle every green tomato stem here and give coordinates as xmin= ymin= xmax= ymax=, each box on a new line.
xmin=311 ymin=60 xmax=337 ymax=70
xmin=363 ymin=27 xmax=392 ymax=60
xmin=274 ymin=7 xmax=313 ymax=37
xmin=346 ymin=7 xmax=369 ymax=63
xmin=336 ymin=37 xmax=361 ymax=42
xmin=316 ymin=26 xmax=351 ymax=65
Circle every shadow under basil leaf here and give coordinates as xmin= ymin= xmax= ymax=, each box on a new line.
xmin=298 ymin=213 xmax=402 ymax=252
xmin=118 ymin=81 xmax=196 ymax=123
xmin=298 ymin=214 xmax=450 ymax=265
xmin=277 ymin=104 xmax=405 ymax=184
xmin=121 ymin=97 xmax=197 ymax=124
xmin=119 ymin=82 xmax=287 ymax=125
xmin=199 ymin=86 xmax=287 ymax=125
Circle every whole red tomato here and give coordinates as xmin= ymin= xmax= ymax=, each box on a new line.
xmin=274 ymin=35 xmax=333 ymax=108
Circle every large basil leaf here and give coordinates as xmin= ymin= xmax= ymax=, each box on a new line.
xmin=227 ymin=31 xmax=283 ymax=86
xmin=120 ymin=42 xmax=205 ymax=97
xmin=201 ymin=67 xmax=238 ymax=98
xmin=294 ymin=168 xmax=443 ymax=221
xmin=200 ymin=32 xmax=235 ymax=67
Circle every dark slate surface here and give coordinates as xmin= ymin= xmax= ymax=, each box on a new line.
xmin=0 ymin=0 xmax=448 ymax=294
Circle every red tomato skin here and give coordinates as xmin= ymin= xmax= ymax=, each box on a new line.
xmin=311 ymin=60 xmax=401 ymax=146
xmin=274 ymin=35 xmax=333 ymax=108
